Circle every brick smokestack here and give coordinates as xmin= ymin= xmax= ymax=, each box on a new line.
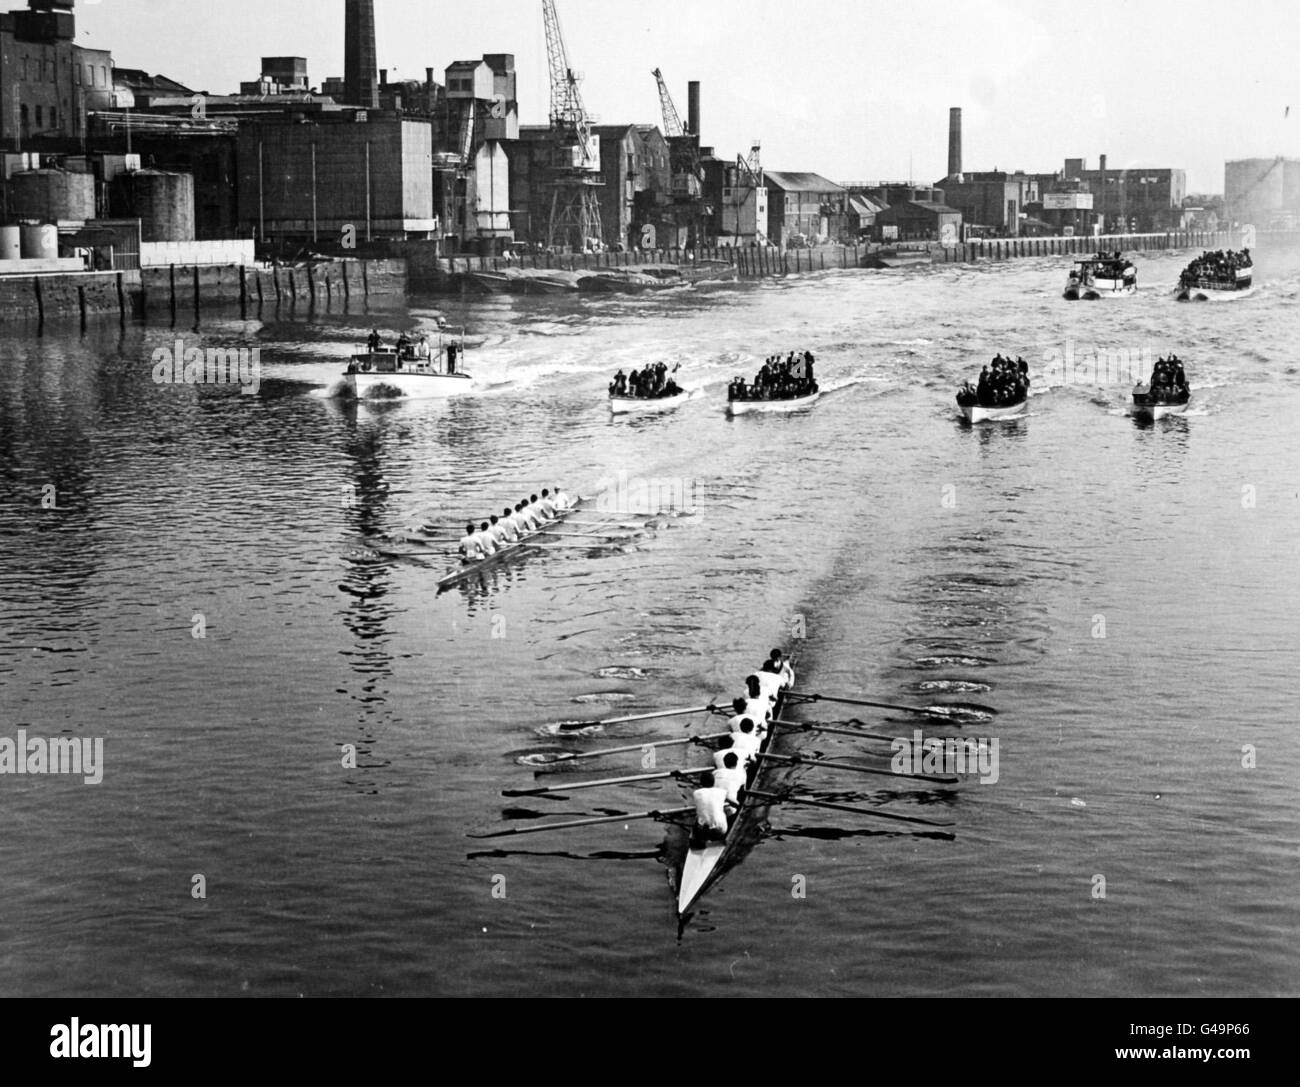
xmin=344 ymin=0 xmax=379 ymax=108
xmin=687 ymin=81 xmax=700 ymax=138
xmin=948 ymin=107 xmax=962 ymax=179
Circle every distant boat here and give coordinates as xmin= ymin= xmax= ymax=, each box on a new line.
xmin=1131 ymin=384 xmax=1190 ymax=420
xmin=956 ymin=395 xmax=1028 ymax=424
xmin=1064 ymin=255 xmax=1137 ymax=300
xmin=1174 ymin=251 xmax=1253 ymax=301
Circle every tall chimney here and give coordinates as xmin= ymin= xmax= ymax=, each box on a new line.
xmin=426 ymin=67 xmax=434 ymax=88
xmin=1098 ymin=154 xmax=1107 ymax=226
xmin=947 ymin=107 xmax=962 ymax=179
xmin=344 ymin=0 xmax=379 ymax=109
xmin=687 ymin=81 xmax=700 ymax=138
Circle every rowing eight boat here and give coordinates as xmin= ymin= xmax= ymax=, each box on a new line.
xmin=676 ymin=656 xmax=796 ymax=916
xmin=436 ymin=500 xmax=585 ymax=593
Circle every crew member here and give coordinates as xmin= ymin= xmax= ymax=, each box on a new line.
xmin=498 ymin=508 xmax=521 ymax=543
xmin=458 ymin=522 xmax=482 ymax=563
xmin=367 ymin=329 xmax=382 ymax=352
xmin=692 ymin=772 xmax=731 ymax=843
xmin=712 ymin=751 xmax=748 ymax=806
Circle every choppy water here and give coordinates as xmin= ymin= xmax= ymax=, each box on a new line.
xmin=2 ymin=245 xmax=1298 ymax=997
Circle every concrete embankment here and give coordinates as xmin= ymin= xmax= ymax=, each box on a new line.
xmin=0 ymin=257 xmax=407 ymax=325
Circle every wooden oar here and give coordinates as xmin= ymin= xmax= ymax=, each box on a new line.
xmin=772 ymin=719 xmax=900 ymax=743
xmin=759 ymin=752 xmax=959 ymax=785
xmin=533 ymin=731 xmax=731 ymax=767
xmin=467 ymin=806 xmax=693 ymax=839
xmin=553 ymin=704 xmax=716 ymax=733
xmin=747 ymin=789 xmax=956 ymax=828
xmin=787 ymin=691 xmax=990 ymax=720
xmin=537 ymin=528 xmax=638 ymax=540
xmin=504 ymin=765 xmax=711 ymax=797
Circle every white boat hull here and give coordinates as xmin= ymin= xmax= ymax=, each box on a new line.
xmin=1065 ymin=279 xmax=1136 ymax=300
xmin=960 ymin=399 xmax=1027 ymax=423
xmin=726 ymin=391 xmax=819 ymax=416
xmin=609 ymin=392 xmax=689 ymax=415
xmin=343 ymin=371 xmax=474 ymax=399
xmin=1175 ymin=284 xmax=1254 ymax=302
xmin=1132 ymin=397 xmax=1190 ymax=420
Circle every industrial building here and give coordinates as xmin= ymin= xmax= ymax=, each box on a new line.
xmin=236 ymin=115 xmax=436 ymax=245
xmin=1225 ymin=157 xmax=1300 ymax=229
xmin=763 ymin=172 xmax=847 ymax=246
xmin=0 ymin=0 xmax=114 ymax=144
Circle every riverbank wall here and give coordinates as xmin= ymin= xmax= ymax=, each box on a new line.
xmin=0 ymin=257 xmax=407 ymax=325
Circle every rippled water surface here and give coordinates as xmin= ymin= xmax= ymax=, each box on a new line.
xmin=2 ymin=245 xmax=1298 ymax=997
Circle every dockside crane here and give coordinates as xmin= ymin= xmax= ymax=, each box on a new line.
xmin=541 ymin=0 xmax=604 ymax=250
xmin=652 ymin=68 xmax=685 ymax=138
xmin=651 ymin=67 xmax=706 ymax=245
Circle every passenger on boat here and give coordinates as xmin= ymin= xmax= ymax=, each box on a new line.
xmin=397 ymin=333 xmax=412 ymax=357
xmin=712 ymin=751 xmax=748 ymax=805
xmin=446 ymin=344 xmax=460 ymax=374
xmin=610 ymin=369 xmax=628 ymax=396
xmin=416 ymin=336 xmax=431 ymax=360
xmin=692 ymin=773 xmax=732 ymax=843
xmin=367 ymin=329 xmax=382 ymax=352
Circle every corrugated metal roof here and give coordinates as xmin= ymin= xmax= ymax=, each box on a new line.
xmin=764 ymin=171 xmax=845 ymax=193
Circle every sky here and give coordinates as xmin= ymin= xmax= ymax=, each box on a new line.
xmin=75 ymin=0 xmax=1300 ymax=193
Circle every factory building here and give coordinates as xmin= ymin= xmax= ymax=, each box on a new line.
xmin=1065 ymin=156 xmax=1186 ymax=233
xmin=763 ymin=172 xmax=847 ymax=246
xmin=0 ymin=0 xmax=114 ymax=143
xmin=1225 ymin=157 xmax=1300 ymax=229
xmin=236 ymin=115 xmax=437 ymax=244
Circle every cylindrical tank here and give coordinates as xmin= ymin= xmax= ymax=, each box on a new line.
xmin=1283 ymin=160 xmax=1300 ymax=219
xmin=0 ymin=225 xmax=20 ymax=261
xmin=7 ymin=169 xmax=96 ymax=222
xmin=113 ymin=169 xmax=195 ymax=242
xmin=1225 ymin=158 xmax=1284 ymax=221
xmin=19 ymin=223 xmax=59 ymax=259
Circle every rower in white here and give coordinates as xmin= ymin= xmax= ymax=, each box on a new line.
xmin=498 ymin=507 xmax=521 ymax=543
xmin=458 ymin=522 xmax=482 ymax=562
xmin=712 ymin=750 xmax=748 ymax=805
xmin=484 ymin=515 xmax=509 ymax=551
xmin=552 ymin=485 xmax=573 ymax=511
xmin=536 ymin=489 xmax=557 ymax=519
xmin=691 ymin=771 xmax=731 ymax=844
xmin=728 ymin=717 xmax=763 ymax=761
xmin=476 ymin=521 xmax=497 ymax=556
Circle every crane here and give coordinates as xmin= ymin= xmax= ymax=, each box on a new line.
xmin=540 ymin=0 xmax=603 ymax=249
xmin=652 ymin=68 xmax=684 ymax=138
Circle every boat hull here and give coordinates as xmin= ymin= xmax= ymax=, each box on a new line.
xmin=959 ymin=398 xmax=1028 ymax=423
xmin=1175 ymin=282 xmax=1254 ymax=302
xmin=677 ymin=670 xmax=794 ymax=916
xmin=726 ymin=391 xmax=819 ymax=416
xmin=1132 ymin=394 xmax=1190 ymax=419
xmin=342 ymin=370 xmax=474 ymax=399
xmin=609 ymin=392 xmax=689 ymax=414
xmin=1065 ymin=279 xmax=1136 ymax=300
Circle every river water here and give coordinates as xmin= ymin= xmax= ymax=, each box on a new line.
xmin=2 ymin=245 xmax=1297 ymax=998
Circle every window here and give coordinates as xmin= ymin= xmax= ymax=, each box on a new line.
xmin=50 ymin=107 xmax=57 ymax=129
xmin=36 ymin=105 xmax=43 ymax=127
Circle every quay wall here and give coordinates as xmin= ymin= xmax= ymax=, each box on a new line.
xmin=413 ymin=230 xmax=1247 ymax=290
xmin=0 ymin=258 xmax=407 ymax=325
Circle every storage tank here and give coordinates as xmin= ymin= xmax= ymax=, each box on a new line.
xmin=113 ymin=169 xmax=195 ymax=242
xmin=19 ymin=223 xmax=59 ymax=260
xmin=0 ymin=225 xmax=20 ymax=261
xmin=1225 ymin=158 xmax=1284 ymax=221
xmin=7 ymin=169 xmax=96 ymax=222
xmin=1283 ymin=159 xmax=1300 ymax=219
